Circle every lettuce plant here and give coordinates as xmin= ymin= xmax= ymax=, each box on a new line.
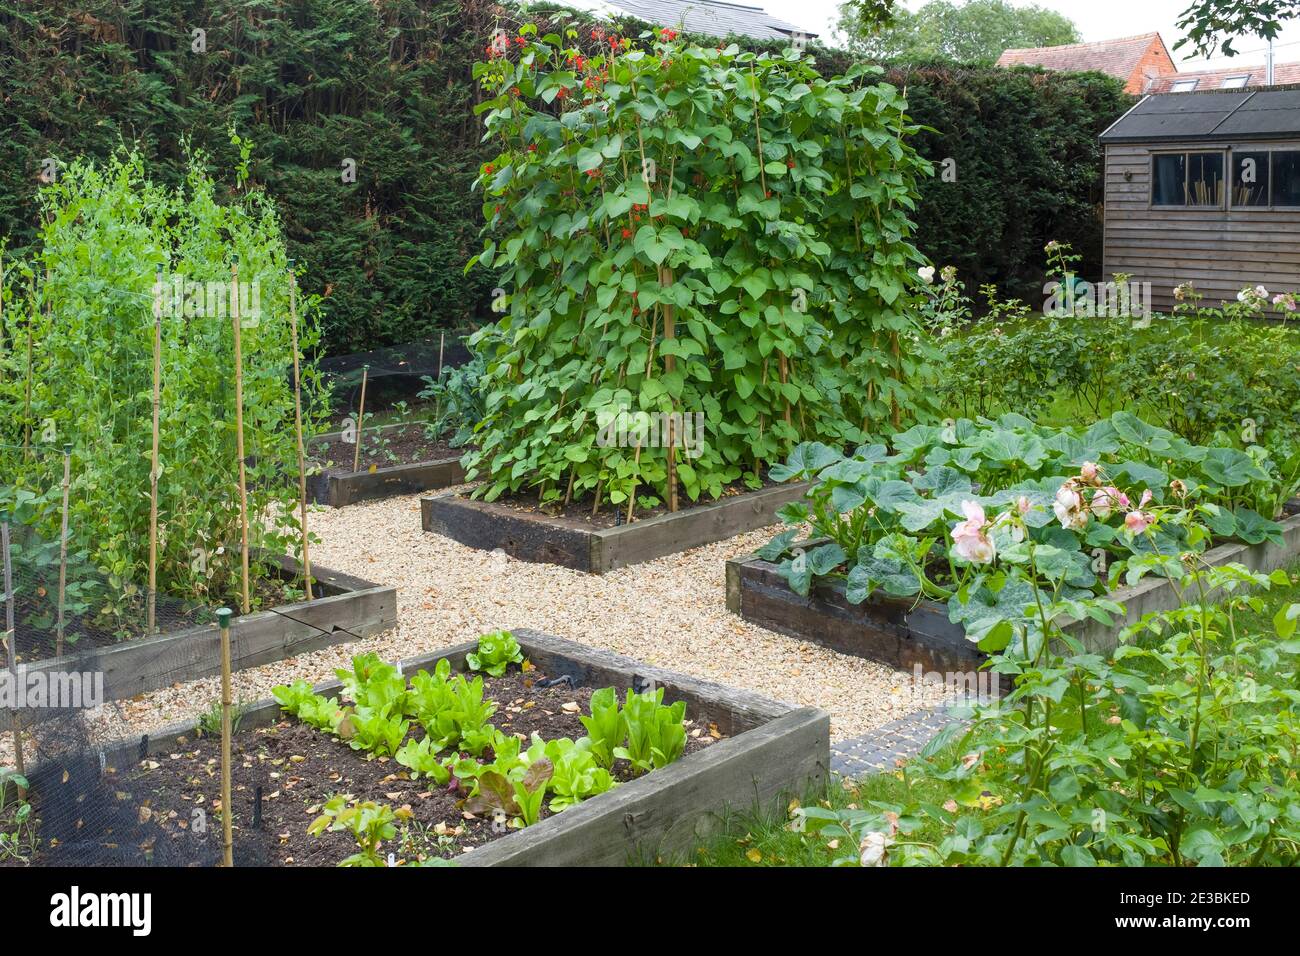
xmin=342 ymin=707 xmax=410 ymax=758
xmin=615 ymin=688 xmax=687 ymax=774
xmin=578 ymin=687 xmax=626 ymax=770
xmin=308 ymin=795 xmax=409 ymax=867
xmin=395 ymin=737 xmax=452 ymax=785
xmin=465 ymin=630 xmax=524 ymax=677
xmin=545 ymin=738 xmax=615 ymax=811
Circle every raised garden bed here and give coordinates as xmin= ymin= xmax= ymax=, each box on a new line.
xmin=19 ymin=630 xmax=828 ymax=867
xmin=306 ymin=421 xmax=467 ymax=507
xmin=3 ymin=554 xmax=396 ymax=719
xmin=421 ymin=481 xmax=811 ymax=573
xmin=727 ymin=512 xmax=1300 ymax=673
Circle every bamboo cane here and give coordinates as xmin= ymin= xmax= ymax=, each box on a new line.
xmin=231 ymin=259 xmax=251 ymax=614
xmin=2 ymin=519 xmax=24 ymax=797
xmin=147 ymin=269 xmax=162 ymax=633
xmin=353 ymin=364 xmax=369 ymax=474
xmin=437 ymin=330 xmax=445 ymax=379
xmin=56 ymin=444 xmax=71 ymax=657
xmin=658 ymin=266 xmax=678 ymax=512
xmin=217 ymin=607 xmax=234 ymax=867
xmin=287 ymin=261 xmax=312 ymax=600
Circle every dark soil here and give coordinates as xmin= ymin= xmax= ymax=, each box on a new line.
xmin=308 ymin=423 xmax=463 ymax=474
xmin=19 ymin=665 xmax=720 ymax=867
xmin=0 ymin=571 xmax=299 ymax=669
xmin=493 ymin=476 xmax=784 ymax=531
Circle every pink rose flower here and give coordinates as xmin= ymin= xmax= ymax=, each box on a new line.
xmin=1053 ymin=485 xmax=1088 ymax=531
xmin=1125 ymin=510 xmax=1155 ymax=534
xmin=951 ymin=501 xmax=996 ymax=564
xmin=1090 ymin=486 xmax=1128 ymax=520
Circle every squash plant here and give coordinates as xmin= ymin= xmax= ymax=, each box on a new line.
xmin=466 ymin=25 xmax=933 ymax=512
xmin=0 ymin=150 xmax=326 ymax=633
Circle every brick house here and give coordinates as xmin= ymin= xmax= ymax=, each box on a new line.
xmin=997 ymin=32 xmax=1175 ymax=94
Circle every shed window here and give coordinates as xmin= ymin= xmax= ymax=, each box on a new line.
xmin=1152 ymin=151 xmax=1224 ymax=206
xmin=1231 ymin=151 xmax=1270 ymax=207
xmin=1274 ymin=152 xmax=1300 ymax=207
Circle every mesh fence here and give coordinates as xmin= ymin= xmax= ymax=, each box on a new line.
xmin=309 ymin=351 xmax=480 ymax=478
xmin=0 ymin=441 xmax=351 ymax=867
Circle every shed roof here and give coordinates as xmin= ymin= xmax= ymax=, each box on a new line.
xmin=1099 ymin=88 xmax=1300 ymax=143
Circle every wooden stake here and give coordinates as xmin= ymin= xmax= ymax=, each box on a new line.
xmin=217 ymin=606 xmax=234 ymax=867
xmin=147 ymin=270 xmax=162 ymax=633
xmin=56 ymin=444 xmax=71 ymax=657
xmin=287 ymin=261 xmax=312 ymax=600
xmin=626 ymin=436 xmax=643 ymax=524
xmin=2 ymin=519 xmax=24 ymax=797
xmin=353 ymin=364 xmax=369 ymax=474
xmin=231 ymin=260 xmax=251 ymax=615
xmin=658 ymin=266 xmax=678 ymax=512
xmin=437 ymin=330 xmax=445 ymax=379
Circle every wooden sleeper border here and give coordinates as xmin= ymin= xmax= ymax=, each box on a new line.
xmin=727 ymin=513 xmax=1300 ymax=672
xmin=51 ymin=629 xmax=830 ymax=867
xmin=421 ymin=481 xmax=811 ymax=573
xmin=307 ymin=423 xmax=466 ymax=507
xmin=3 ymin=554 xmax=396 ymax=722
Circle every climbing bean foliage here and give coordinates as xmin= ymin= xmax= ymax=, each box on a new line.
xmin=465 ymin=26 xmax=934 ymax=507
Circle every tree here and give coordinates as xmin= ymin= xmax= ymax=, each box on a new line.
xmin=1176 ymin=0 xmax=1299 ymax=58
xmin=839 ymin=0 xmax=1080 ymax=65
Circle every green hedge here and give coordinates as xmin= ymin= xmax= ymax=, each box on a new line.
xmin=0 ymin=0 xmax=499 ymax=354
xmin=0 ymin=2 xmax=1130 ymax=354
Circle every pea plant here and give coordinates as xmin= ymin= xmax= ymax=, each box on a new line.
xmin=0 ymin=149 xmax=327 ymax=636
xmin=466 ymin=25 xmax=934 ymax=514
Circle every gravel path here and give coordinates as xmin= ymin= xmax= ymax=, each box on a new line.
xmin=2 ymin=491 xmax=949 ymax=766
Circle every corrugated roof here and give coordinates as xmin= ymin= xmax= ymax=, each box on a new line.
xmin=559 ymin=0 xmax=816 ymax=41
xmin=1099 ymin=89 xmax=1300 ymax=142
xmin=996 ymin=33 xmax=1164 ymax=81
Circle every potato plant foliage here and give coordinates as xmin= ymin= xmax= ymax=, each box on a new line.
xmin=0 ymin=151 xmax=325 ymax=625
xmin=466 ymin=26 xmax=933 ymax=508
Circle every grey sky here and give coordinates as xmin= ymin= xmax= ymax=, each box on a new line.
xmin=761 ymin=0 xmax=1300 ymax=70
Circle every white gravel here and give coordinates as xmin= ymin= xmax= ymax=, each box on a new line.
xmin=2 ymin=491 xmax=950 ymax=767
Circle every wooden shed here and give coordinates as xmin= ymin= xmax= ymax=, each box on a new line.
xmin=1099 ymin=89 xmax=1300 ymax=314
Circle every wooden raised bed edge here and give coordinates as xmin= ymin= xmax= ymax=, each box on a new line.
xmin=5 ymin=552 xmax=397 ymax=719
xmin=421 ymin=481 xmax=812 ymax=573
xmin=308 ymin=422 xmax=466 ymax=507
xmin=41 ymin=629 xmax=829 ymax=867
xmin=727 ymin=513 xmax=1300 ymax=670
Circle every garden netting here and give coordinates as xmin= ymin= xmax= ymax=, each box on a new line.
xmin=0 ymin=442 xmax=342 ymax=867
